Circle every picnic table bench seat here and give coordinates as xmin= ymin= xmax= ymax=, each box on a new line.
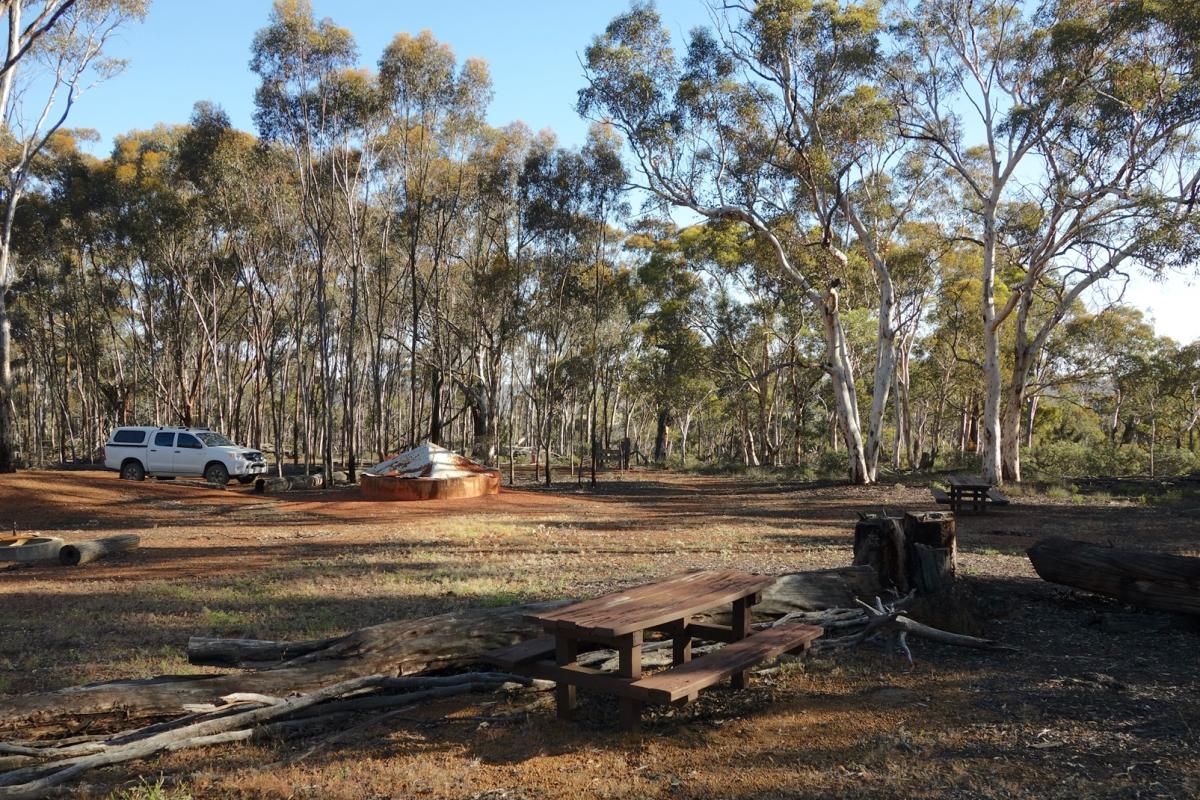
xmin=630 ymin=621 xmax=823 ymax=703
xmin=484 ymin=622 xmax=823 ymax=705
xmin=485 ymin=635 xmax=557 ymax=670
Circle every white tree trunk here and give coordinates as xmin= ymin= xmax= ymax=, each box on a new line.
xmin=0 ymin=284 xmax=11 ymax=472
xmin=843 ymin=209 xmax=897 ymax=484
xmin=1000 ymin=388 xmax=1024 ymax=483
xmin=863 ymin=316 xmax=896 ymax=481
xmin=0 ymin=146 xmax=20 ymax=472
xmin=821 ymin=298 xmax=869 ymax=484
xmin=980 ymin=219 xmax=1003 ymax=485
xmin=679 ymin=408 xmax=693 ymax=467
xmin=1000 ymin=343 xmax=1036 ymax=483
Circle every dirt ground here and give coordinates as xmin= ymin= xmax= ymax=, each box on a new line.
xmin=1 ymin=469 xmax=1198 ymax=799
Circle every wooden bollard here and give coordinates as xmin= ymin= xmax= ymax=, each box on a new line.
xmin=58 ymin=534 xmax=140 ymax=566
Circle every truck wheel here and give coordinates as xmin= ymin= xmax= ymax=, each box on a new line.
xmin=120 ymin=459 xmax=146 ymax=481
xmin=204 ymin=462 xmax=230 ymax=486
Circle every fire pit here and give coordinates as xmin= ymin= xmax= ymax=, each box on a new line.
xmin=360 ymin=442 xmax=500 ymax=501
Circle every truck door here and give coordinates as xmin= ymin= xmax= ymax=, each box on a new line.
xmin=147 ymin=432 xmax=175 ymax=474
xmin=173 ymin=432 xmax=207 ymax=475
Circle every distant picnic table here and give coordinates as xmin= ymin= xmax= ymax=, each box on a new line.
xmin=486 ymin=569 xmax=823 ymax=731
xmin=930 ymin=473 xmax=1010 ymax=514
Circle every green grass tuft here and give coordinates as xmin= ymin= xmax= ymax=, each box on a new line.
xmin=110 ymin=776 xmax=192 ymax=800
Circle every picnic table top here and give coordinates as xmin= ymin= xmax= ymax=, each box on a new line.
xmin=527 ymin=569 xmax=776 ymax=638
xmin=947 ymin=473 xmax=992 ymax=489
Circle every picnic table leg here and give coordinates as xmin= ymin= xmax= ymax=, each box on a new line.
xmin=669 ymin=617 xmax=697 ymax=705
xmin=555 ymin=635 xmax=578 ymax=720
xmin=671 ymin=616 xmax=692 ymax=666
xmin=617 ymin=631 xmax=643 ymax=732
xmin=730 ymin=597 xmax=752 ymax=690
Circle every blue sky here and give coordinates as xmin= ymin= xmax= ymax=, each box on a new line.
xmin=76 ymin=0 xmax=711 ymax=152
xmin=62 ymin=0 xmax=1199 ymax=343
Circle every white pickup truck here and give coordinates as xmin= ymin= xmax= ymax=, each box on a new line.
xmin=104 ymin=426 xmax=268 ymax=485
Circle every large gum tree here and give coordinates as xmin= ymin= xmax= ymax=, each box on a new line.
xmin=893 ymin=0 xmax=1200 ymax=483
xmin=0 ymin=0 xmax=144 ymax=472
xmin=580 ymin=1 xmax=932 ymax=483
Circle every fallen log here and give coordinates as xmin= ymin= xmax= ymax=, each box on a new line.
xmin=288 ymin=474 xmax=323 ymax=490
xmin=890 ymin=615 xmax=1017 ymax=651
xmin=1027 ymin=537 xmax=1200 ymax=615
xmin=0 ymin=600 xmax=568 ymax=728
xmin=57 ymin=535 xmax=140 ymax=567
xmin=186 ymin=635 xmax=343 ymax=669
xmin=0 ymin=567 xmax=878 ymax=727
xmin=0 ymin=537 xmax=64 ymax=564
xmin=254 ymin=476 xmax=289 ymax=494
xmin=779 ymin=595 xmax=1017 ymax=659
xmin=757 ymin=566 xmax=881 ymax=615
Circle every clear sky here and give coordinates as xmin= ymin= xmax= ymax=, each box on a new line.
xmin=63 ymin=0 xmax=1199 ymax=344
xmin=76 ymin=0 xmax=712 ymax=153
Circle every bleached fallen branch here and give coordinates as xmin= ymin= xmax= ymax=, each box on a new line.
xmin=0 ymin=672 xmax=533 ymax=800
xmin=771 ymin=594 xmax=1016 ymax=662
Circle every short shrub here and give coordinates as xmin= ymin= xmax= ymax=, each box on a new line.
xmin=1043 ymin=485 xmax=1074 ymax=500
xmin=816 ymin=449 xmax=847 ymax=478
xmin=694 ymin=461 xmax=748 ymax=476
xmin=1027 ymin=441 xmax=1090 ymax=477
xmin=1151 ymin=447 xmax=1197 ymax=477
xmin=1028 ymin=441 xmax=1148 ymax=477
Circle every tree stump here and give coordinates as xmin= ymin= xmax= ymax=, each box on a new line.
xmin=853 ymin=515 xmax=908 ymax=593
xmin=855 ymin=512 xmax=957 ymax=595
xmin=902 ymin=513 xmax=955 ymax=587
xmin=904 ymin=511 xmax=956 ymax=544
xmin=911 ymin=542 xmax=955 ymax=595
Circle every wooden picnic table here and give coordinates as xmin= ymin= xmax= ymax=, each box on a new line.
xmin=495 ymin=569 xmax=822 ymax=731
xmin=946 ymin=473 xmax=992 ymax=514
